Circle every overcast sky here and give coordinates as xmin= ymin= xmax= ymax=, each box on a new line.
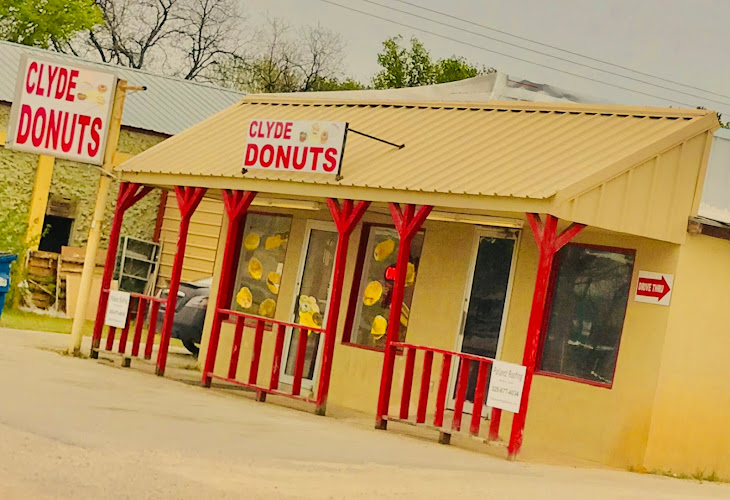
xmin=245 ymin=0 xmax=730 ymax=115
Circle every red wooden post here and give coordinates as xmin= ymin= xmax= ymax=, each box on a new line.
xmin=470 ymin=361 xmax=489 ymax=436
xmin=270 ymin=323 xmax=287 ymax=390
xmin=156 ymin=186 xmax=207 ymax=376
xmin=202 ymin=189 xmax=256 ymax=387
xmin=451 ymin=359 xmax=470 ymax=431
xmin=145 ymin=300 xmax=160 ymax=360
xmin=315 ymin=199 xmax=369 ymax=416
xmin=433 ymin=353 xmax=452 ymax=428
xmin=117 ymin=303 xmax=133 ymax=354
xmin=375 ymin=203 xmax=432 ymax=429
xmin=228 ymin=316 xmax=245 ymax=379
xmin=416 ymin=350 xmax=433 ymax=424
xmin=488 ymin=408 xmax=502 ymax=441
xmin=249 ymin=319 xmax=265 ymax=384
xmin=508 ymin=214 xmax=584 ymax=459
xmin=291 ymin=328 xmax=309 ymax=396
xmin=105 ymin=327 xmax=116 ymax=351
xmin=131 ymin=297 xmax=147 ymax=357
xmin=399 ymin=347 xmax=417 ymax=419
xmin=91 ymin=182 xmax=152 ymax=357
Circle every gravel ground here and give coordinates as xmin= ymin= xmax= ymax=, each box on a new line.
xmin=1 ymin=328 xmax=728 ymax=499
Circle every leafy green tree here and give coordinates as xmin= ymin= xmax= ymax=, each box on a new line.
xmin=308 ymin=76 xmax=365 ymax=92
xmin=434 ymin=57 xmax=480 ymax=84
xmin=373 ymin=35 xmax=490 ymax=89
xmin=0 ymin=0 xmax=102 ymax=48
xmin=373 ymin=36 xmax=427 ymax=89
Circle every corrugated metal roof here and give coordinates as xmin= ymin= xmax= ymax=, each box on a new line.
xmin=118 ymin=96 xmax=716 ymax=200
xmin=0 ymin=41 xmax=243 ymax=136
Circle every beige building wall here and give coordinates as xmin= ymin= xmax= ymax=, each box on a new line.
xmin=503 ymin=228 xmax=681 ymax=467
xmin=643 ymin=233 xmax=730 ymax=479
xmin=197 ymin=204 xmax=690 ymax=469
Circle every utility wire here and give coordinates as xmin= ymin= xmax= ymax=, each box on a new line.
xmin=362 ymin=0 xmax=730 ymax=108
xmin=394 ymin=0 xmax=730 ymax=102
xmin=321 ymin=0 xmax=728 ymax=113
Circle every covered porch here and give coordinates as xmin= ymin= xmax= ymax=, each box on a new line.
xmin=93 ymin=96 xmax=718 ymax=462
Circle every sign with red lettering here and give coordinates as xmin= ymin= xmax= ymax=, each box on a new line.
xmin=6 ymin=54 xmax=117 ymax=165
xmin=635 ymin=271 xmax=673 ymax=306
xmin=243 ymin=119 xmax=347 ymax=175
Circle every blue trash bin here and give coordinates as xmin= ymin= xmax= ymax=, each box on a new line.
xmin=0 ymin=253 xmax=18 ymax=320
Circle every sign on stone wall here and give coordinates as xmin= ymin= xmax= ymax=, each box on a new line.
xmin=46 ymin=194 xmax=78 ymax=218
xmin=6 ymin=54 xmax=117 ymax=165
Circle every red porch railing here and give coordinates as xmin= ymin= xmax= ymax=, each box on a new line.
xmin=203 ymin=309 xmax=327 ymax=404
xmin=380 ymin=342 xmax=503 ymax=445
xmin=94 ymin=291 xmax=166 ymax=364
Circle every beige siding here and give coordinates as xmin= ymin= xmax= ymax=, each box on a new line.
xmin=553 ymin=131 xmax=712 ymax=243
xmin=157 ymin=195 xmax=223 ymax=286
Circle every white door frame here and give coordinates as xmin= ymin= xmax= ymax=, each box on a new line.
xmin=447 ymin=226 xmax=521 ymax=414
xmin=279 ymin=219 xmax=338 ymax=391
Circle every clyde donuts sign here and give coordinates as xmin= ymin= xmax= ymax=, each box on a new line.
xmin=242 ymin=119 xmax=348 ymax=175
xmin=6 ymin=54 xmax=117 ymax=165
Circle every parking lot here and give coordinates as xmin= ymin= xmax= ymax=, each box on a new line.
xmin=1 ymin=328 xmax=728 ymax=500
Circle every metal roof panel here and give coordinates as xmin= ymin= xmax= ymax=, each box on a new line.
xmin=118 ymin=98 xmax=714 ymax=202
xmin=0 ymin=41 xmax=244 ymax=136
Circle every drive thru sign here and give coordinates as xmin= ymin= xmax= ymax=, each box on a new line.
xmin=635 ymin=271 xmax=673 ymax=306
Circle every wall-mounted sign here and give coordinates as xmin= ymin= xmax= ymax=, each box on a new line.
xmin=46 ymin=194 xmax=78 ymax=218
xmin=242 ymin=119 xmax=348 ymax=175
xmin=486 ymin=360 xmax=527 ymax=413
xmin=6 ymin=54 xmax=117 ymax=165
xmin=104 ymin=290 xmax=131 ymax=328
xmin=635 ymin=271 xmax=673 ymax=306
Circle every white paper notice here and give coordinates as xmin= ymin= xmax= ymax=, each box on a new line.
xmin=104 ymin=290 xmax=131 ymax=328
xmin=487 ymin=360 xmax=527 ymax=413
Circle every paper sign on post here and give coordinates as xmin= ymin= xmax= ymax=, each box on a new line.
xmin=6 ymin=54 xmax=117 ymax=165
xmin=487 ymin=360 xmax=527 ymax=413
xmin=242 ymin=119 xmax=348 ymax=175
xmin=104 ymin=290 xmax=131 ymax=328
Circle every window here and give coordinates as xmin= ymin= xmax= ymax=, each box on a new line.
xmin=539 ymin=244 xmax=635 ymax=386
xmin=344 ymin=225 xmax=424 ymax=350
xmin=230 ymin=213 xmax=292 ymax=318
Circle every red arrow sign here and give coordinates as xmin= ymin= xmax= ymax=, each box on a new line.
xmin=636 ymin=275 xmax=670 ymax=301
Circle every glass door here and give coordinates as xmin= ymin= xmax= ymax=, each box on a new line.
xmin=280 ymin=221 xmax=338 ymax=390
xmin=449 ymin=227 xmax=519 ymax=414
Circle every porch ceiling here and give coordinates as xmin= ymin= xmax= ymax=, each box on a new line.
xmin=116 ymin=96 xmax=719 ymax=243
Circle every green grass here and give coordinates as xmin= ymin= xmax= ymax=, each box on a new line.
xmin=0 ymin=308 xmax=95 ymax=336
xmin=628 ymin=465 xmax=727 ymax=484
xmin=0 ymin=308 xmax=183 ymax=347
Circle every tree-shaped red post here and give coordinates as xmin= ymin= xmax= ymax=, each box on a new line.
xmin=156 ymin=185 xmax=207 ymax=376
xmin=314 ymin=199 xmax=370 ymax=415
xmin=91 ymin=182 xmax=153 ymax=357
xmin=201 ymin=189 xmax=257 ymax=387
xmin=375 ymin=202 xmax=432 ymax=430
xmin=507 ymin=213 xmax=584 ymax=458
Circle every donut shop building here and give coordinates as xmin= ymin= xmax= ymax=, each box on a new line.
xmin=94 ymin=95 xmax=730 ymax=475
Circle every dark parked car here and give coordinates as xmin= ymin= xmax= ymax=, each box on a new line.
xmin=157 ymin=277 xmax=212 ymax=355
